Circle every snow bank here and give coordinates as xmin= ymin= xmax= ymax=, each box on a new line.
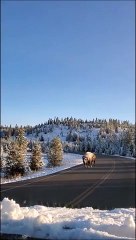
xmin=1 ymin=198 xmax=135 ymax=240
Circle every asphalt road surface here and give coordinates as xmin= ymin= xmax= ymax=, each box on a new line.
xmin=1 ymin=155 xmax=135 ymax=209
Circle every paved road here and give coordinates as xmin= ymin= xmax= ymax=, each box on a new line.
xmin=1 ymin=156 xmax=135 ymax=209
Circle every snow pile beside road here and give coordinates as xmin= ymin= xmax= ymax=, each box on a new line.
xmin=1 ymin=198 xmax=135 ymax=240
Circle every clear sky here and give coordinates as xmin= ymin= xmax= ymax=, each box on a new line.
xmin=1 ymin=0 xmax=135 ymax=126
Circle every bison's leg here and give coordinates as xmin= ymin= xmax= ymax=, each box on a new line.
xmin=83 ymin=158 xmax=87 ymax=168
xmin=82 ymin=156 xmax=86 ymax=167
xmin=92 ymin=155 xmax=96 ymax=167
xmin=84 ymin=160 xmax=88 ymax=168
xmin=87 ymin=160 xmax=90 ymax=168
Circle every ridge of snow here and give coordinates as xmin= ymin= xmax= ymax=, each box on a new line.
xmin=1 ymin=198 xmax=135 ymax=240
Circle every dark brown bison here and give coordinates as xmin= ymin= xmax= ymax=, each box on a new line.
xmin=82 ymin=152 xmax=96 ymax=168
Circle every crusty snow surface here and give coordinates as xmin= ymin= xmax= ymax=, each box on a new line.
xmin=1 ymin=198 xmax=135 ymax=240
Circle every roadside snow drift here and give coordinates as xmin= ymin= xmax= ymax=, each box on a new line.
xmin=1 ymin=198 xmax=135 ymax=240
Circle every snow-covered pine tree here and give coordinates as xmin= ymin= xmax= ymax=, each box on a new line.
xmin=5 ymin=142 xmax=17 ymax=177
xmin=15 ymin=128 xmax=28 ymax=164
xmin=30 ymin=143 xmax=43 ymax=171
xmin=5 ymin=141 xmax=26 ymax=177
xmin=5 ymin=128 xmax=28 ymax=177
xmin=47 ymin=137 xmax=63 ymax=167
xmin=121 ymin=130 xmax=131 ymax=156
xmin=0 ymin=145 xmax=5 ymax=172
xmin=16 ymin=127 xmax=28 ymax=151
xmin=39 ymin=135 xmax=44 ymax=142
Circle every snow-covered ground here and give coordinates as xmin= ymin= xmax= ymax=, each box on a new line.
xmin=1 ymin=198 xmax=135 ymax=240
xmin=27 ymin=125 xmax=69 ymax=142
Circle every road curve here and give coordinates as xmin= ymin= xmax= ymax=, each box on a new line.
xmin=1 ymin=155 xmax=135 ymax=209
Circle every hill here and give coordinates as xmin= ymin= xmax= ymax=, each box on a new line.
xmin=1 ymin=117 xmax=135 ymax=157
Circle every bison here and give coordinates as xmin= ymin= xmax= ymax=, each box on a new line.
xmin=82 ymin=152 xmax=96 ymax=168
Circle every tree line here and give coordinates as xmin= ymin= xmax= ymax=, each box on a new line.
xmin=0 ymin=117 xmax=134 ymax=139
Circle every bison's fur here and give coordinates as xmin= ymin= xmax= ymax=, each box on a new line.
xmin=82 ymin=152 xmax=96 ymax=168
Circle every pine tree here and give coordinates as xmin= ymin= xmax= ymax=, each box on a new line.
xmin=121 ymin=130 xmax=131 ymax=156
xmin=15 ymin=128 xmax=28 ymax=163
xmin=47 ymin=137 xmax=63 ymax=167
xmin=0 ymin=145 xmax=5 ymax=171
xmin=39 ymin=135 xmax=44 ymax=142
xmin=16 ymin=127 xmax=28 ymax=151
xmin=5 ymin=141 xmax=26 ymax=177
xmin=30 ymin=143 xmax=43 ymax=171
xmin=5 ymin=128 xmax=28 ymax=177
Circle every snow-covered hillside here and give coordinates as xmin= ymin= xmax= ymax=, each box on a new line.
xmin=27 ymin=125 xmax=69 ymax=142
xmin=26 ymin=125 xmax=100 ymax=142
xmin=1 ymin=119 xmax=135 ymax=158
xmin=24 ymin=123 xmax=135 ymax=158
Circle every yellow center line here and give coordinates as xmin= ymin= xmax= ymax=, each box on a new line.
xmin=67 ymin=160 xmax=115 ymax=207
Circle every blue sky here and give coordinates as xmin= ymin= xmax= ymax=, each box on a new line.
xmin=1 ymin=1 xmax=135 ymax=126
